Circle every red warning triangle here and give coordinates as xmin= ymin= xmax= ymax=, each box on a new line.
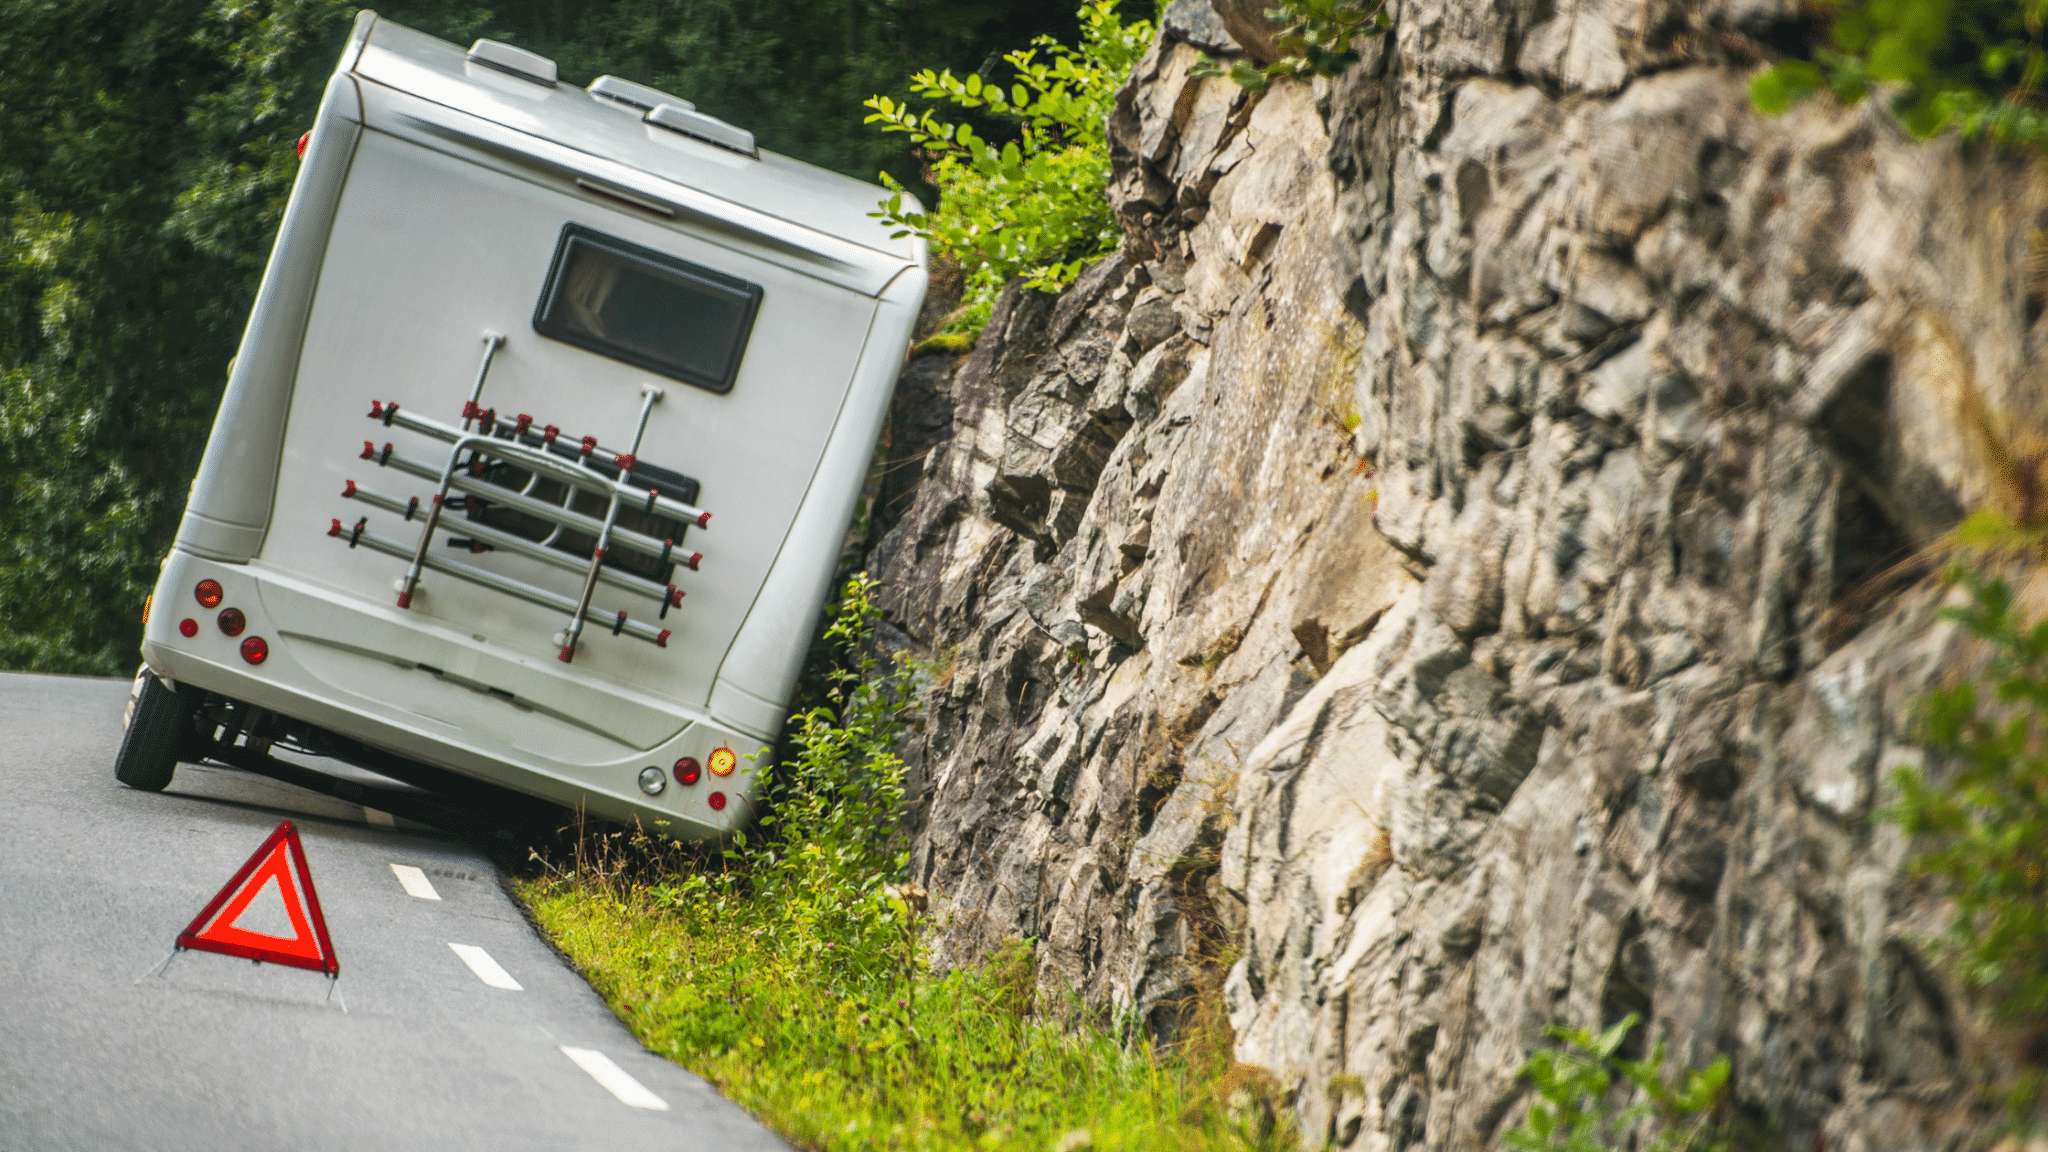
xmin=177 ymin=820 xmax=339 ymax=976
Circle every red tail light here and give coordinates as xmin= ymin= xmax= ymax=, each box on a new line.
xmin=195 ymin=580 xmax=223 ymax=609
xmin=240 ymin=636 xmax=269 ymax=665
xmin=217 ymin=608 xmax=247 ymax=636
xmin=674 ymin=757 xmax=701 ymax=786
xmin=707 ymin=791 xmax=727 ymax=812
xmin=179 ymin=619 xmax=199 ymax=638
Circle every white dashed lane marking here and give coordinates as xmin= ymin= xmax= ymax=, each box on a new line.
xmin=448 ymin=943 xmax=522 ymax=990
xmin=390 ymin=864 xmax=441 ymax=900
xmin=561 ymin=1047 xmax=669 ymax=1111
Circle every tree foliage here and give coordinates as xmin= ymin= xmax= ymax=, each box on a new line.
xmin=864 ymin=0 xmax=1152 ymax=346
xmin=1751 ymin=0 xmax=2048 ymax=150
xmin=0 ymin=0 xmax=1077 ymax=674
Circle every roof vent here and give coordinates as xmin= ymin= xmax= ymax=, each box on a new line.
xmin=588 ymin=75 xmax=693 ymax=113
xmin=645 ymin=103 xmax=756 ymax=158
xmin=467 ymin=39 xmax=557 ymax=86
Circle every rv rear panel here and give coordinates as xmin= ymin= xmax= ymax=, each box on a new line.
xmin=142 ymin=12 xmax=926 ymax=837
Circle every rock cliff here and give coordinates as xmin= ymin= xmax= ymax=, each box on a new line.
xmin=868 ymin=0 xmax=2048 ymax=1147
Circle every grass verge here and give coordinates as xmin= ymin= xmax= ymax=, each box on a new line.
xmin=516 ymin=576 xmax=1292 ymax=1150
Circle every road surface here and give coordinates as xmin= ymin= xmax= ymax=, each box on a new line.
xmin=0 ymin=671 xmax=787 ymax=1151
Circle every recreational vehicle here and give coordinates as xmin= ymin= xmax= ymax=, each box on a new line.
xmin=116 ymin=12 xmax=927 ymax=839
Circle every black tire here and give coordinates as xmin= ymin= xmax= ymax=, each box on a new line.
xmin=115 ymin=672 xmax=193 ymax=792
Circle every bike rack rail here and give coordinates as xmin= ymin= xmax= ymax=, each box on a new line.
xmin=326 ymin=331 xmax=711 ymax=661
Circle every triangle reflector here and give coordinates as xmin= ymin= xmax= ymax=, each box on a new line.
xmin=177 ymin=820 xmax=339 ymax=976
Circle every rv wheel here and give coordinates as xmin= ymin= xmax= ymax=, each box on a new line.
xmin=115 ymin=671 xmax=193 ymax=792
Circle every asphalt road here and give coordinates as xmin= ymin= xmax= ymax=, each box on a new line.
xmin=0 ymin=671 xmax=788 ymax=1152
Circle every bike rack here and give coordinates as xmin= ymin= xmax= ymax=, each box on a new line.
xmin=327 ymin=331 xmax=711 ymax=662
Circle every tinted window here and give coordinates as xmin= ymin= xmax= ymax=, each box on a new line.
xmin=533 ymin=224 xmax=762 ymax=393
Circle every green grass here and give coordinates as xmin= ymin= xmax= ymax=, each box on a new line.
xmin=515 ymin=575 xmax=1294 ymax=1151
xmin=520 ymin=870 xmax=1287 ymax=1151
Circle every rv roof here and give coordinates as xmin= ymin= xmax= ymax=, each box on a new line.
xmin=352 ymin=16 xmax=921 ymax=268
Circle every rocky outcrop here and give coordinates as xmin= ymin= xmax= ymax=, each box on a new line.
xmin=870 ymin=0 xmax=2048 ymax=1148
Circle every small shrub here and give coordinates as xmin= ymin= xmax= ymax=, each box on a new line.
xmin=1750 ymin=0 xmax=2048 ymax=152
xmin=1189 ymin=0 xmax=1392 ymax=91
xmin=865 ymin=1 xmax=1153 ymax=346
xmin=1503 ymin=1014 xmax=1733 ymax=1152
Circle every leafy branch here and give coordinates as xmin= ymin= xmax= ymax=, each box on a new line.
xmin=1890 ymin=569 xmax=2048 ymax=1025
xmin=864 ymin=0 xmax=1152 ymax=346
xmin=1189 ymin=0 xmax=1392 ymax=91
xmin=1751 ymin=0 xmax=2048 ymax=151
xmin=1504 ymin=1015 xmax=1734 ymax=1152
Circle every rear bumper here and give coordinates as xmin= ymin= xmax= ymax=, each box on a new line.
xmin=143 ymin=549 xmax=763 ymax=839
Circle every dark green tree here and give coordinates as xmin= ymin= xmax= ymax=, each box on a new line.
xmin=0 ymin=0 xmax=1075 ymax=674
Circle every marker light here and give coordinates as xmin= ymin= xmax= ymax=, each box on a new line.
xmin=195 ymin=580 xmax=224 ymax=609
xmin=217 ymin=607 xmax=247 ymax=636
xmin=638 ymin=766 xmax=667 ymax=795
xmin=674 ymin=757 xmax=701 ymax=786
xmin=296 ymin=131 xmax=311 ymax=157
xmin=142 ymin=595 xmax=153 ymax=626
xmin=707 ymin=791 xmax=727 ymax=812
xmin=240 ymin=636 xmax=269 ymax=665
xmin=708 ymin=747 xmax=737 ymax=776
xmin=179 ymin=618 xmax=199 ymax=638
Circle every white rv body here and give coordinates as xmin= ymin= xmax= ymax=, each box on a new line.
xmin=140 ymin=12 xmax=926 ymax=839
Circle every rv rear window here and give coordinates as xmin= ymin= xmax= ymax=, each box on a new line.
xmin=533 ymin=224 xmax=762 ymax=394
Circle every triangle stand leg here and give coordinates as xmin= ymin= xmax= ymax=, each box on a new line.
xmin=133 ymin=947 xmax=179 ymax=985
xmin=327 ymin=976 xmax=348 ymax=1014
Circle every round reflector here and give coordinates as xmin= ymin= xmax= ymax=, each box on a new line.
xmin=217 ymin=607 xmax=247 ymax=636
xmin=240 ymin=636 xmax=269 ymax=665
xmin=708 ymin=747 xmax=737 ymax=776
xmin=674 ymin=757 xmax=701 ymax=786
xmin=178 ymin=618 xmax=199 ymax=638
xmin=707 ymin=791 xmax=727 ymax=812
xmin=194 ymin=579 xmax=224 ymax=609
xmin=638 ymin=766 xmax=666 ymax=795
